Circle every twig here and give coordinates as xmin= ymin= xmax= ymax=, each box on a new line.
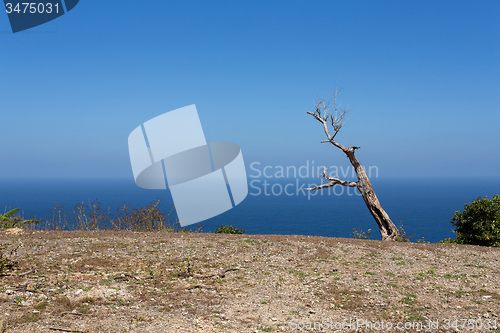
xmin=184 ymin=283 xmax=209 ymax=290
xmin=60 ymin=311 xmax=89 ymax=316
xmin=49 ymin=328 xmax=86 ymax=333
xmin=118 ymin=273 xmax=138 ymax=280
xmin=193 ymin=268 xmax=239 ymax=279
xmin=304 ymin=269 xmax=338 ymax=285
xmin=185 ymin=284 xmax=202 ymax=290
xmin=18 ymin=267 xmax=35 ymax=276
xmin=303 ymin=276 xmax=324 ymax=285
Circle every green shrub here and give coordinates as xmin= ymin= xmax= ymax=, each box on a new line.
xmin=214 ymin=225 xmax=246 ymax=234
xmin=394 ymin=222 xmax=414 ymax=242
xmin=0 ymin=208 xmax=40 ymax=229
xmin=450 ymin=195 xmax=500 ymax=247
xmin=439 ymin=238 xmax=459 ymax=244
xmin=351 ymin=228 xmax=372 ymax=239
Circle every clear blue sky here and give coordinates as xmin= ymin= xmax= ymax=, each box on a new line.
xmin=1 ymin=1 xmax=499 ymax=180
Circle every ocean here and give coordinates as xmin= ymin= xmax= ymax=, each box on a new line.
xmin=1 ymin=177 xmax=499 ymax=243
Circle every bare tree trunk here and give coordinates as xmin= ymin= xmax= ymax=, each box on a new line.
xmin=306 ymin=93 xmax=400 ymax=241
xmin=342 ymin=147 xmax=399 ymax=240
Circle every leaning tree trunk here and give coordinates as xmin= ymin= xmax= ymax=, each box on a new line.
xmin=342 ymin=147 xmax=399 ymax=240
xmin=306 ymin=95 xmax=400 ymax=241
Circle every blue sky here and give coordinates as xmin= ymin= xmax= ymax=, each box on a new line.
xmin=1 ymin=0 xmax=499 ymax=180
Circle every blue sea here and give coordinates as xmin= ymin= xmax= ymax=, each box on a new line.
xmin=1 ymin=177 xmax=499 ymax=243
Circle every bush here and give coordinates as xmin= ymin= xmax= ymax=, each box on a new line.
xmin=112 ymin=199 xmax=178 ymax=232
xmin=351 ymin=228 xmax=372 ymax=239
xmin=33 ymin=198 xmax=187 ymax=232
xmin=0 ymin=208 xmax=40 ymax=229
xmin=394 ymin=222 xmax=415 ymax=242
xmin=439 ymin=238 xmax=459 ymax=244
xmin=450 ymin=195 xmax=500 ymax=247
xmin=214 ymin=225 xmax=246 ymax=234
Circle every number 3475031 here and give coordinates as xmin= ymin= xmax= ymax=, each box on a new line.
xmin=5 ymin=3 xmax=60 ymax=14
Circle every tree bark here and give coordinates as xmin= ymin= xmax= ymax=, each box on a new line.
xmin=342 ymin=147 xmax=399 ymax=240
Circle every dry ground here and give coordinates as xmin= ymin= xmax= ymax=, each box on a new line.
xmin=0 ymin=229 xmax=499 ymax=332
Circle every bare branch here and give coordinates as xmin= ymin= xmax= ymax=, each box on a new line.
xmin=49 ymin=328 xmax=87 ymax=333
xmin=306 ymin=168 xmax=357 ymax=190
xmin=18 ymin=267 xmax=35 ymax=276
xmin=192 ymin=268 xmax=239 ymax=279
xmin=303 ymin=275 xmax=324 ymax=285
xmin=307 ymin=91 xmax=350 ymax=150
xmin=306 ymin=179 xmax=357 ymax=191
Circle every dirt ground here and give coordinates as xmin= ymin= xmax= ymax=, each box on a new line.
xmin=0 ymin=229 xmax=499 ymax=332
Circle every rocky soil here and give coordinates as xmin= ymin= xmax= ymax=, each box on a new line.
xmin=0 ymin=229 xmax=499 ymax=332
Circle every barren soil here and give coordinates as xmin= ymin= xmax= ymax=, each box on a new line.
xmin=0 ymin=229 xmax=499 ymax=332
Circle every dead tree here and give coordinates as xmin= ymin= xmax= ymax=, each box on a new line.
xmin=306 ymin=90 xmax=400 ymax=241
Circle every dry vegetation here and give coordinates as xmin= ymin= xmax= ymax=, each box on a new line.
xmin=0 ymin=229 xmax=499 ymax=332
